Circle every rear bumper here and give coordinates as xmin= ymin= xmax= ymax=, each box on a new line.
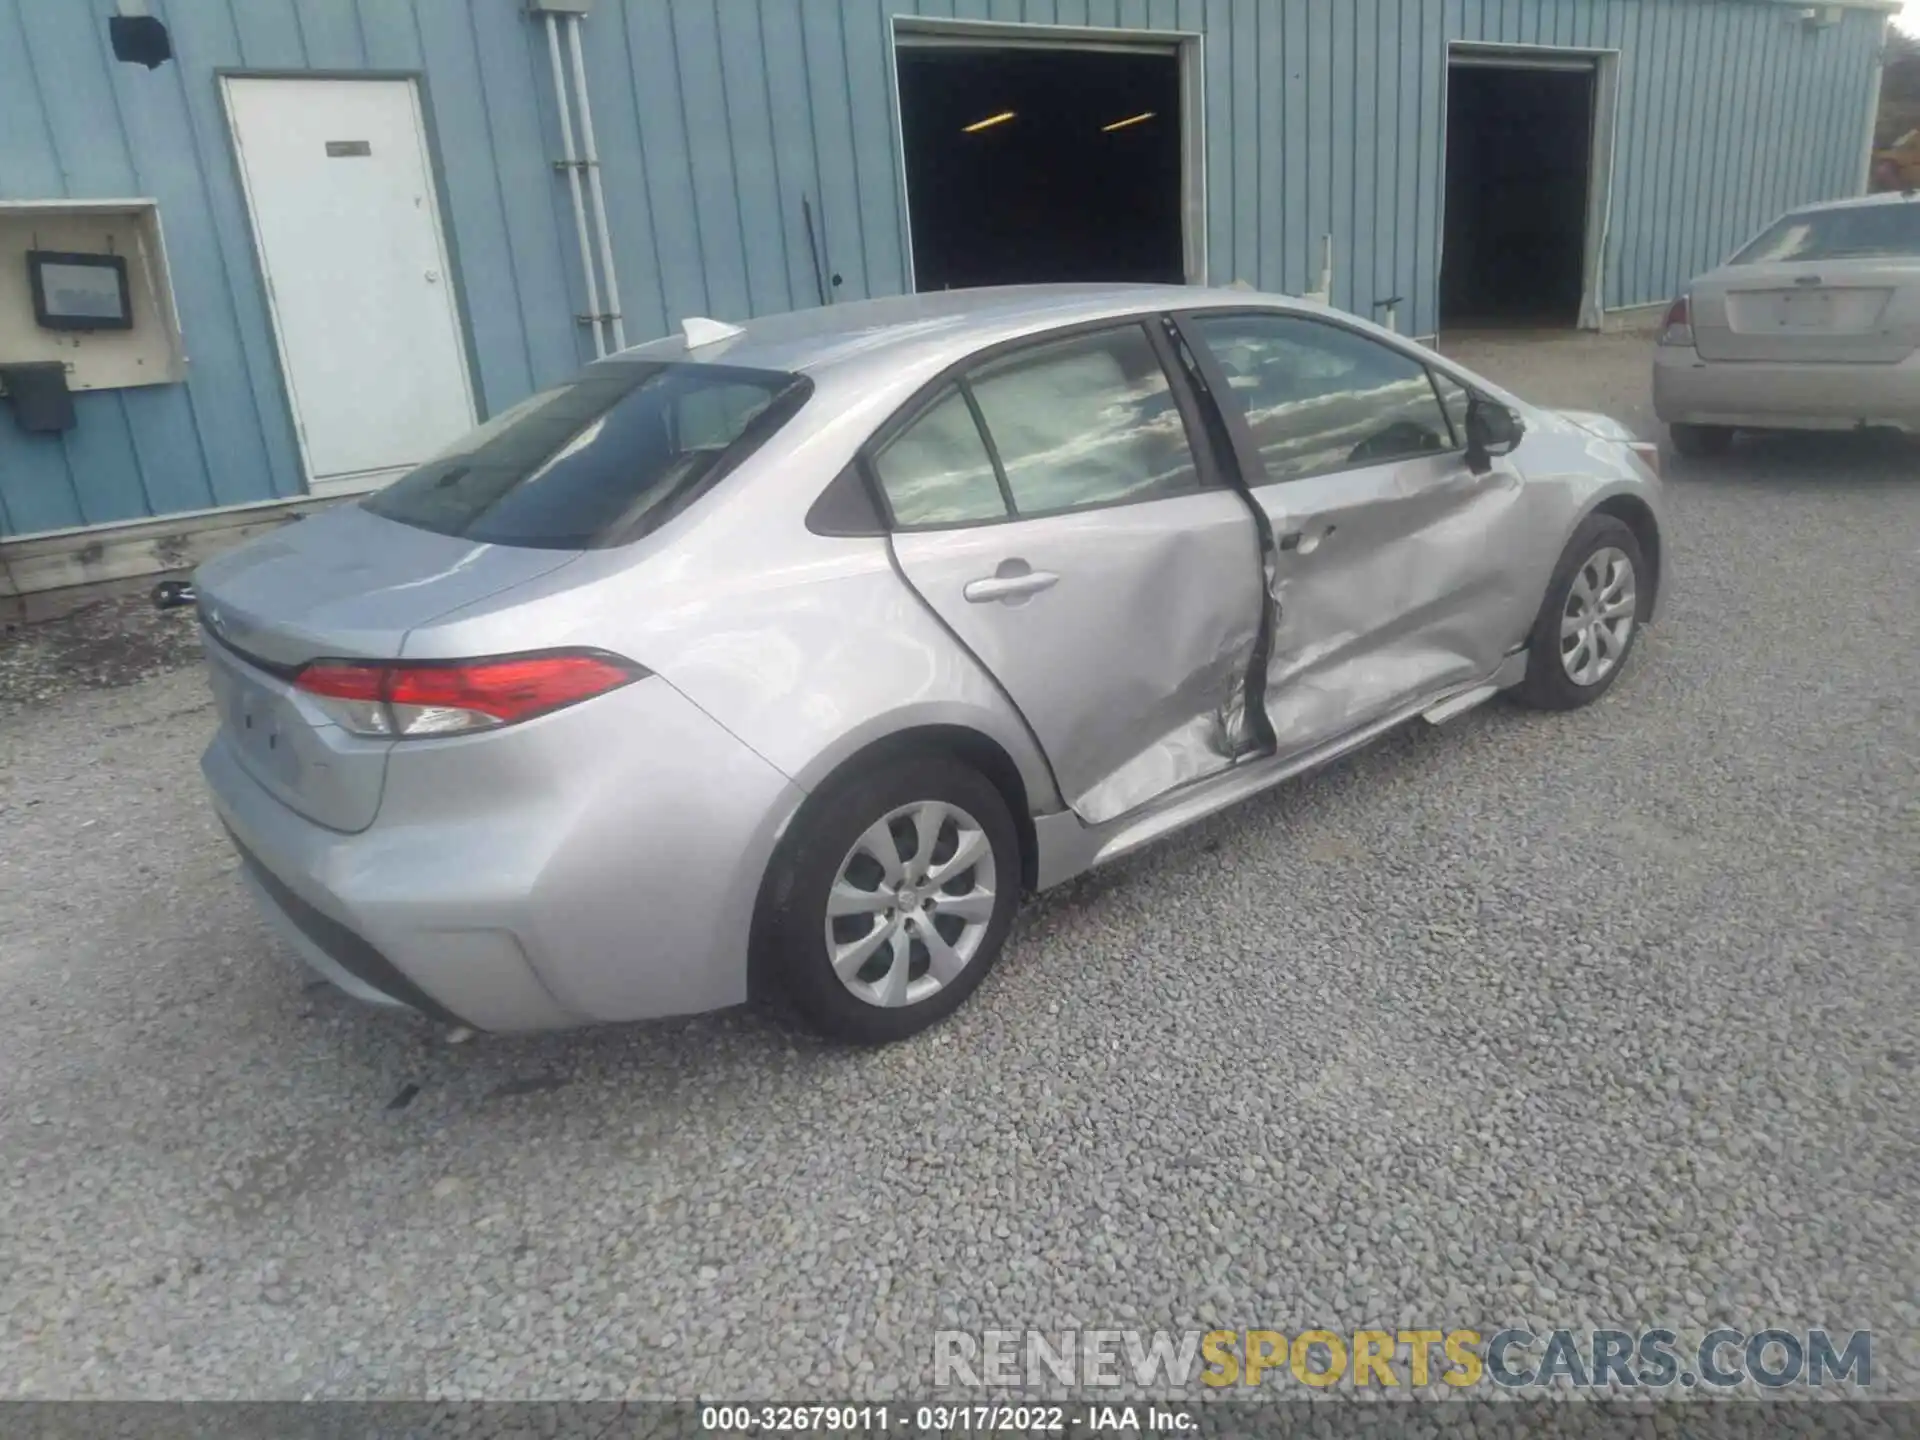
xmin=201 ymin=675 xmax=805 ymax=1031
xmin=1653 ymin=345 xmax=1920 ymax=431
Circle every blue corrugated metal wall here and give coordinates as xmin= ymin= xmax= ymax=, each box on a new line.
xmin=0 ymin=0 xmax=1885 ymax=539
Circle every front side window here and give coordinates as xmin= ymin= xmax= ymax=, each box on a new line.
xmin=966 ymin=324 xmax=1204 ymax=516
xmin=1731 ymin=202 xmax=1920 ymax=265
xmin=1189 ymin=313 xmax=1453 ymax=484
xmin=364 ymin=360 xmax=803 ymax=549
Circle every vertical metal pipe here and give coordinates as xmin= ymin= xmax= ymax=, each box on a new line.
xmin=567 ymin=15 xmax=626 ymax=352
xmin=546 ymin=13 xmax=605 ymax=359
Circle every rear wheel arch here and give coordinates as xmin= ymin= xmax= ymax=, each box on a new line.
xmin=1589 ymin=494 xmax=1661 ymax=620
xmin=827 ymin=726 xmax=1038 ymax=893
xmin=748 ymin=724 xmax=1039 ymax=1003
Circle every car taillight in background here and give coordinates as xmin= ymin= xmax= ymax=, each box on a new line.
xmin=1657 ymin=295 xmax=1694 ymax=348
xmin=295 ymin=651 xmax=644 ymax=738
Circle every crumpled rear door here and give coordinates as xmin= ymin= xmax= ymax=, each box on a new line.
xmin=878 ymin=321 xmax=1267 ymax=826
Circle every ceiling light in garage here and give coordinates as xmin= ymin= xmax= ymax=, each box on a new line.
xmin=962 ymin=110 xmax=1016 ymax=134
xmin=1101 ymin=111 xmax=1156 ymax=132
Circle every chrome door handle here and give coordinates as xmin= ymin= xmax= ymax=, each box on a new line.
xmin=964 ymin=569 xmax=1060 ymax=603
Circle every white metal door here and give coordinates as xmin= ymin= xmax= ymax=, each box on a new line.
xmin=224 ymin=77 xmax=476 ymax=495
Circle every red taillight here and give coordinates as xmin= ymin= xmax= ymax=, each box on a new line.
xmin=1658 ymin=295 xmax=1694 ymax=348
xmin=296 ymin=663 xmax=386 ymax=703
xmin=295 ymin=652 xmax=642 ymax=738
xmin=382 ymin=655 xmax=637 ymax=721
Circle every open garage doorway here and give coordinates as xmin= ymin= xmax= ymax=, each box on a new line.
xmin=894 ymin=29 xmax=1195 ymax=291
xmin=1441 ymin=49 xmax=1616 ymax=330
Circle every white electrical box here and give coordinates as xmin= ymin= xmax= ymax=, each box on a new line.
xmin=0 ymin=199 xmax=187 ymax=392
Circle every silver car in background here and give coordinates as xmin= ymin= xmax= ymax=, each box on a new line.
xmin=192 ymin=284 xmax=1665 ymax=1043
xmin=1655 ymin=192 xmax=1920 ymax=456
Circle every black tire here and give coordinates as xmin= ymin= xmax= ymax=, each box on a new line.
xmin=1669 ymin=422 xmax=1734 ymax=459
xmin=757 ymin=753 xmax=1021 ymax=1044
xmin=1512 ymin=514 xmax=1649 ymax=712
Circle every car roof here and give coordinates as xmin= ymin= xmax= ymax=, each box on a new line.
xmin=1778 ymin=190 xmax=1920 ymax=218
xmin=613 ymin=283 xmax=1304 ymax=382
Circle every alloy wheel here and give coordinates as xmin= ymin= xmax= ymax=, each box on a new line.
xmin=823 ymin=800 xmax=998 ymax=1009
xmin=1559 ymin=546 xmax=1637 ymax=687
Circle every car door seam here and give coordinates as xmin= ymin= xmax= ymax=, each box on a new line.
xmin=1159 ymin=313 xmax=1282 ymax=760
xmin=879 ymin=530 xmax=1073 ymax=819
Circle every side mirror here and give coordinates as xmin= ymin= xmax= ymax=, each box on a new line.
xmin=1465 ymin=396 xmax=1525 ymax=474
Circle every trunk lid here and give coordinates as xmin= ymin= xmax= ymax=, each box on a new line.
xmin=195 ymin=503 xmax=579 ymax=667
xmin=195 ymin=503 xmax=580 ymax=831
xmin=1690 ymin=259 xmax=1920 ymax=365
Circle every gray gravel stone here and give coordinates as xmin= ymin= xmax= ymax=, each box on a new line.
xmin=0 ymin=330 xmax=1914 ymax=1401
xmin=0 ymin=586 xmax=203 ymax=716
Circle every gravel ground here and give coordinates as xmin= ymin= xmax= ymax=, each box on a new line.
xmin=0 ymin=588 xmax=203 ymax=718
xmin=1 ymin=330 xmax=1916 ymax=1402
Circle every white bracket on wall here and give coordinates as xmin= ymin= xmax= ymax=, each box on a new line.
xmin=1301 ymin=234 xmax=1334 ymax=307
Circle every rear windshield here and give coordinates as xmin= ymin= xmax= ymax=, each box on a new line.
xmin=363 ymin=360 xmax=807 ymax=549
xmin=1730 ymin=203 xmax=1920 ymax=265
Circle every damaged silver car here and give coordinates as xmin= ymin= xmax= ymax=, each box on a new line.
xmin=190 ymin=284 xmax=1665 ymax=1042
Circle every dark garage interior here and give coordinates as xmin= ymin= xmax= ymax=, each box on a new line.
xmin=897 ymin=44 xmax=1185 ymax=291
xmin=1441 ymin=63 xmax=1595 ymax=328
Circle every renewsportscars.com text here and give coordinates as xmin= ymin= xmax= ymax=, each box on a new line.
xmin=932 ymin=1327 xmax=1873 ymax=1391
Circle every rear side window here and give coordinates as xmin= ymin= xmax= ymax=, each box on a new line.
xmin=363 ymin=360 xmax=806 ymax=549
xmin=871 ymin=386 xmax=1009 ymax=527
xmin=1731 ymin=203 xmax=1920 ymax=264
xmin=967 ymin=325 xmax=1203 ymax=516
xmin=870 ymin=324 xmax=1210 ymax=530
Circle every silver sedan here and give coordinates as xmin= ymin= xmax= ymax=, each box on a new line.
xmin=191 ymin=284 xmax=1665 ymax=1042
xmin=1654 ymin=191 xmax=1920 ymax=456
